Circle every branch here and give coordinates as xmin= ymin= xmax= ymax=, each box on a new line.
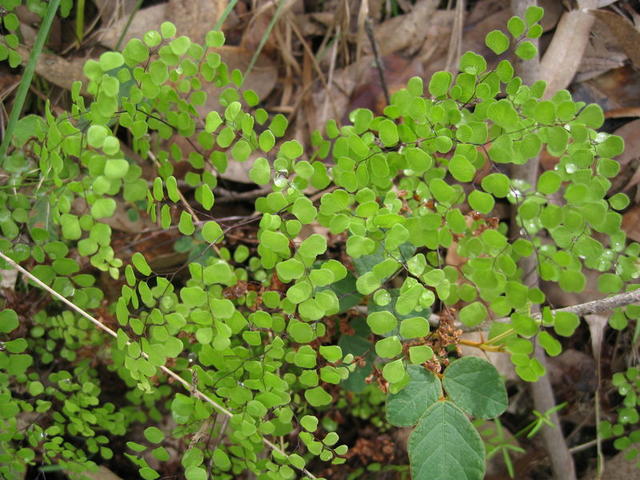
xmin=0 ymin=251 xmax=317 ymax=480
xmin=427 ymin=288 xmax=640 ymax=331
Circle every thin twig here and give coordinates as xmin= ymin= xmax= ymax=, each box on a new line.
xmin=364 ymin=18 xmax=390 ymax=106
xmin=114 ymin=0 xmax=144 ymax=50
xmin=569 ymin=438 xmax=598 ymax=454
xmin=428 ymin=288 xmax=640 ymax=331
xmin=0 ymin=251 xmax=317 ymax=479
xmin=0 ymin=0 xmax=61 ymax=162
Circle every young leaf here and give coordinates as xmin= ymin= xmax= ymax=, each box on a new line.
xmin=485 ymin=30 xmax=510 ymax=55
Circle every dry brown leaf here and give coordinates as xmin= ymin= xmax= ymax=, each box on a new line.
xmin=577 ymin=14 xmax=627 ymax=82
xmin=622 ymin=205 xmax=640 ymax=242
xmin=166 ymin=0 xmax=227 ymax=44
xmin=585 ymin=314 xmax=608 ymax=365
xmin=605 ymin=106 xmax=640 ymax=118
xmin=68 ymin=466 xmax=123 ymax=480
xmin=466 ymin=0 xmax=508 ymax=25
xmin=607 ymin=119 xmax=640 ymax=192
xmin=583 ymin=450 xmax=640 ymax=480
xmin=539 ymin=8 xmax=595 ymax=98
xmin=16 ymin=45 xmax=86 ymax=92
xmin=196 ymin=45 xmax=278 ymax=114
xmin=98 ymin=3 xmax=167 ymax=49
xmin=584 ymin=66 xmax=640 ymax=110
xmin=100 ymin=0 xmax=227 ymax=48
xmin=373 ymin=0 xmax=439 ymax=56
xmin=423 ymin=7 xmax=512 ymax=82
xmin=93 ymin=0 xmax=138 ymax=24
xmin=309 ymin=56 xmax=372 ymax=134
xmin=547 ymin=348 xmax=597 ymax=395
xmin=591 ymin=9 xmax=640 ymax=69
xmin=415 ymin=10 xmax=457 ymax=65
xmin=347 ymin=54 xmax=423 ymax=116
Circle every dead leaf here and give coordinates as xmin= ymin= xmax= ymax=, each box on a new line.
xmin=93 ymin=0 xmax=139 ymax=23
xmin=583 ymin=450 xmax=640 ymax=479
xmin=166 ymin=0 xmax=227 ymax=44
xmin=422 ymin=7 xmax=512 ymax=82
xmin=16 ymin=45 xmax=86 ymax=92
xmin=98 ymin=4 xmax=167 ymax=49
xmin=196 ymin=46 xmax=278 ymax=115
xmin=577 ymin=14 xmax=627 ymax=82
xmin=591 ymin=9 xmax=640 ymax=69
xmin=585 ymin=314 xmax=608 ymax=365
xmin=0 ymin=269 xmax=17 ymax=290
xmin=605 ymin=106 xmax=640 ymax=118
xmin=585 ymin=65 xmax=640 ymax=110
xmin=608 ymin=119 xmax=640 ymax=192
xmin=68 ymin=466 xmax=123 ymax=480
xmin=623 ymin=205 xmax=640 ymax=242
xmin=373 ymin=0 xmax=439 ymax=56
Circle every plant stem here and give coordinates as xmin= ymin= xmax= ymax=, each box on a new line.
xmin=245 ymin=0 xmax=287 ymax=79
xmin=75 ymin=0 xmax=85 ymax=44
xmin=0 ymin=0 xmax=61 ymax=163
xmin=115 ymin=0 xmax=144 ymax=51
xmin=458 ymin=339 xmax=504 ymax=352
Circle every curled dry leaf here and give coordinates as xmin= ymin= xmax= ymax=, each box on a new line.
xmin=590 ymin=9 xmax=640 ymax=69
xmin=98 ymin=3 xmax=167 ymax=49
xmin=422 ymin=6 xmax=512 ymax=82
xmin=609 ymin=119 xmax=640 ymax=192
xmin=577 ymin=15 xmax=627 ymax=82
xmin=585 ymin=314 xmax=607 ymax=364
xmin=15 ymin=45 xmax=86 ymax=93
xmin=166 ymin=0 xmax=228 ymax=44
xmin=68 ymin=466 xmax=123 ymax=480
xmin=372 ymin=0 xmax=439 ymax=56
xmin=622 ymin=205 xmax=640 ymax=242
xmin=92 ymin=0 xmax=138 ymax=24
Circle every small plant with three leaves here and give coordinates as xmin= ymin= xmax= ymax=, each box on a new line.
xmin=0 ymin=2 xmax=638 ymax=480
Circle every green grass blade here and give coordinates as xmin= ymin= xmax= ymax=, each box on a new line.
xmin=0 ymin=0 xmax=61 ymax=163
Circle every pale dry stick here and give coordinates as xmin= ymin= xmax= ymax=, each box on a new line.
xmin=510 ymin=0 xmax=576 ymax=478
xmin=0 ymin=251 xmax=318 ymax=480
xmin=444 ymin=0 xmax=464 ymax=73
